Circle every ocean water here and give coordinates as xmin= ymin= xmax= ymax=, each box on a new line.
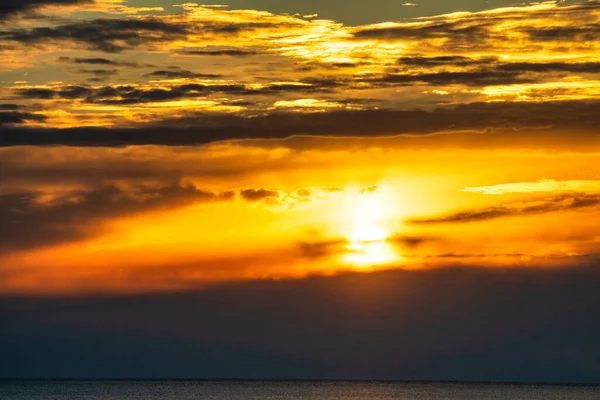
xmin=1 ymin=380 xmax=599 ymax=400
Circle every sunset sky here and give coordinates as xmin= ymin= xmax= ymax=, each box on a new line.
xmin=1 ymin=0 xmax=600 ymax=381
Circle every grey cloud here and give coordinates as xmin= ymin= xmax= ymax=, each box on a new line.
xmin=1 ymin=18 xmax=192 ymax=53
xmin=2 ymin=265 xmax=600 ymax=380
xmin=0 ymin=18 xmax=295 ymax=53
xmin=59 ymin=56 xmax=118 ymax=65
xmin=397 ymin=56 xmax=600 ymax=74
xmin=177 ymin=47 xmax=260 ymax=57
xmin=409 ymin=194 xmax=600 ymax=225
xmin=16 ymin=80 xmax=337 ymax=105
xmin=497 ymin=62 xmax=600 ymax=74
xmin=0 ymin=104 xmax=46 ymax=126
xmin=0 ymin=0 xmax=92 ymax=21
xmin=58 ymin=56 xmax=152 ymax=68
xmin=77 ymin=68 xmax=118 ymax=76
xmin=0 ymin=104 xmax=20 ymax=110
xmin=370 ymin=71 xmax=534 ymax=86
xmin=2 ymin=100 xmax=600 ymax=147
xmin=145 ymin=70 xmax=222 ymax=79
xmin=354 ymin=20 xmax=491 ymax=40
xmin=240 ymin=188 xmax=280 ymax=202
xmin=296 ymin=239 xmax=348 ymax=259
xmin=397 ymin=55 xmax=498 ymax=67
xmin=297 ymin=234 xmax=438 ymax=260
xmin=521 ymin=25 xmax=600 ymax=42
xmin=0 ymin=184 xmax=234 ymax=253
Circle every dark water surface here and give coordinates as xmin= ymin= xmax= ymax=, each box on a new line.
xmin=1 ymin=380 xmax=599 ymax=399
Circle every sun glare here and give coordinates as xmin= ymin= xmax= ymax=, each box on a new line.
xmin=342 ymin=189 xmax=399 ymax=267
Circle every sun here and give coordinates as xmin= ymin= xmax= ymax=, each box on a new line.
xmin=341 ymin=189 xmax=399 ymax=267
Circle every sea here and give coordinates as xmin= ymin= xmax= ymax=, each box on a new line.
xmin=1 ymin=380 xmax=599 ymax=400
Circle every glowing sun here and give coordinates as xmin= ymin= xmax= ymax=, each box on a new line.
xmin=342 ymin=189 xmax=398 ymax=267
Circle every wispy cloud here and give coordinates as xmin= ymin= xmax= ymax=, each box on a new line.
xmin=409 ymin=193 xmax=600 ymax=224
xmin=463 ymin=179 xmax=600 ymax=195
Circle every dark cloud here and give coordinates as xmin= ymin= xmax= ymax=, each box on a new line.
xmin=497 ymin=62 xmax=600 ymax=74
xmin=397 ymin=55 xmax=497 ymax=67
xmin=0 ymin=104 xmax=46 ymax=126
xmin=409 ymin=194 xmax=600 ymax=225
xmin=0 ymin=0 xmax=91 ymax=21
xmin=3 ymin=100 xmax=599 ymax=147
xmin=177 ymin=48 xmax=260 ymax=57
xmin=370 ymin=71 xmax=534 ymax=86
xmin=0 ymin=111 xmax=46 ymax=125
xmin=240 ymin=188 xmax=280 ymax=202
xmin=0 ymin=184 xmax=234 ymax=252
xmin=16 ymin=88 xmax=56 ymax=99
xmin=0 ymin=104 xmax=21 ymax=111
xmin=353 ymin=20 xmax=491 ymax=40
xmin=2 ymin=265 xmax=600 ymax=381
xmin=145 ymin=70 xmax=222 ymax=79
xmin=397 ymin=56 xmax=600 ymax=74
xmin=521 ymin=25 xmax=600 ymax=42
xmin=58 ymin=56 xmax=153 ymax=68
xmin=77 ymin=68 xmax=118 ymax=76
xmin=58 ymin=56 xmax=118 ymax=65
xmin=296 ymin=239 xmax=348 ymax=259
xmin=297 ymin=235 xmax=438 ymax=260
xmin=0 ymin=18 xmax=295 ymax=53
xmin=16 ymin=80 xmax=337 ymax=105
xmin=390 ymin=235 xmax=439 ymax=249
xmin=1 ymin=18 xmax=192 ymax=53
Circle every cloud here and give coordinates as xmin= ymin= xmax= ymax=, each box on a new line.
xmin=145 ymin=70 xmax=222 ymax=79
xmin=296 ymin=234 xmax=438 ymax=260
xmin=351 ymin=1 xmax=600 ymax=56
xmin=2 ymin=265 xmax=600 ymax=380
xmin=369 ymin=70 xmax=534 ymax=87
xmin=59 ymin=56 xmax=118 ymax=65
xmin=409 ymin=193 xmax=600 ymax=224
xmin=497 ymin=62 xmax=600 ymax=74
xmin=2 ymin=100 xmax=599 ymax=146
xmin=177 ymin=47 xmax=261 ymax=56
xmin=15 ymin=80 xmax=338 ymax=105
xmin=0 ymin=183 xmax=356 ymax=252
xmin=0 ymin=0 xmax=92 ymax=21
xmin=57 ymin=56 xmax=152 ymax=67
xmin=1 ymin=2 xmax=600 ymax=134
xmin=396 ymin=56 xmax=600 ymax=74
xmin=463 ymin=179 xmax=600 ymax=195
xmin=1 ymin=18 xmax=192 ymax=53
xmin=77 ymin=68 xmax=118 ymax=76
xmin=0 ymin=12 xmax=299 ymax=53
xmin=353 ymin=20 xmax=490 ymax=40
xmin=0 ymin=104 xmax=46 ymax=126
xmin=240 ymin=188 xmax=281 ymax=202
xmin=0 ymin=183 xmax=234 ymax=253
xmin=521 ymin=25 xmax=600 ymax=42
xmin=397 ymin=55 xmax=497 ymax=67
xmin=296 ymin=239 xmax=348 ymax=259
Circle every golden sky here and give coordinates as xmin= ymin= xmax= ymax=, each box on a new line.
xmin=1 ymin=0 xmax=600 ymax=295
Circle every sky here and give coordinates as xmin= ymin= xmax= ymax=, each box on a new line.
xmin=1 ymin=0 xmax=600 ymax=381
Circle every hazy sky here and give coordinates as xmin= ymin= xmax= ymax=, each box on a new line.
xmin=1 ymin=0 xmax=600 ymax=381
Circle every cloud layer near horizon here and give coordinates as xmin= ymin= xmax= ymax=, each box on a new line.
xmin=2 ymin=266 xmax=600 ymax=381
